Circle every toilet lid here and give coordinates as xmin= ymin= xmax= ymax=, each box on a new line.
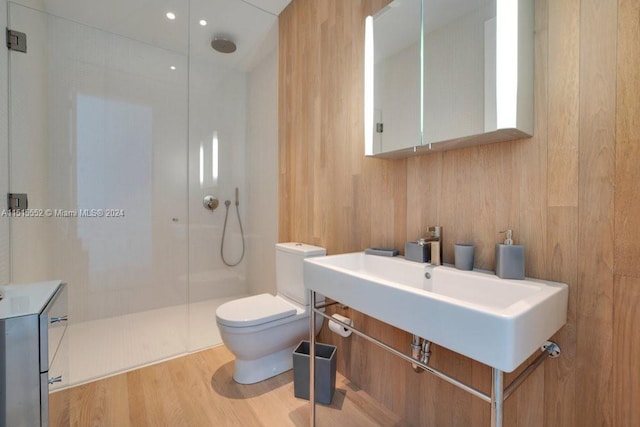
xmin=216 ymin=293 xmax=297 ymax=327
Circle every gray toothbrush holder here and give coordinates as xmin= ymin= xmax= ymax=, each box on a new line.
xmin=454 ymin=243 xmax=475 ymax=270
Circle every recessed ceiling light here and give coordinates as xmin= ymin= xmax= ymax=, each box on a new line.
xmin=170 ymin=65 xmax=176 ymax=70
xmin=199 ymin=19 xmax=207 ymax=26
xmin=166 ymin=12 xmax=176 ymax=20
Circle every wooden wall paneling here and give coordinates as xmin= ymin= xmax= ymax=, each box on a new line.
xmin=278 ymin=0 xmax=299 ymax=244
xmin=438 ymin=144 xmax=504 ymax=270
xmin=405 ymin=153 xmax=442 ymax=243
xmin=447 ymin=353 xmax=475 ymax=427
xmin=425 ymin=348 xmax=474 ymax=426
xmin=520 ymin=0 xmax=549 ymax=281
xmin=278 ymin=0 xmax=637 ymax=425
xmin=545 ymin=207 xmax=578 ymax=427
xmin=493 ymin=142 xmax=519 ymax=266
xmin=400 ymin=337 xmax=450 ymax=426
xmin=277 ymin=3 xmax=291 ymax=244
xmin=613 ymin=275 xmax=640 ymax=425
xmin=391 ymin=159 xmax=408 ymax=252
xmin=351 ymin=170 xmax=368 ymax=252
xmin=469 ymin=143 xmax=503 ymax=270
xmin=514 ymin=367 xmax=545 ymax=426
xmin=368 ymin=158 xmax=400 ymax=249
xmin=547 ymin=0 xmax=580 ymax=207
xmin=541 ymin=0 xmax=578 ymax=420
xmin=514 ymin=156 xmax=546 ymax=281
xmin=279 ymin=0 xmax=400 ymax=253
xmin=439 ymin=150 xmax=467 ymax=264
xmin=470 ymin=361 xmax=491 ymax=427
xmin=576 ymin=0 xmax=618 ymax=425
xmin=367 ymin=322 xmax=411 ymax=414
xmin=514 ymin=134 xmax=547 ymax=280
xmin=348 ymin=0 xmax=370 ymax=253
xmin=615 ymin=0 xmax=640 ymax=277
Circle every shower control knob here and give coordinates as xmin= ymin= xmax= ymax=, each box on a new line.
xmin=203 ymin=195 xmax=219 ymax=211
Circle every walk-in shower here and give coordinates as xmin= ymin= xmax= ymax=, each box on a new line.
xmin=1 ymin=0 xmax=281 ymax=390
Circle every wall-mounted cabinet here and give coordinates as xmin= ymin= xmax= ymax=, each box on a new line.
xmin=365 ymin=0 xmax=534 ymax=159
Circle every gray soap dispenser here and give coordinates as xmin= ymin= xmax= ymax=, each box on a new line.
xmin=495 ymin=229 xmax=525 ymax=279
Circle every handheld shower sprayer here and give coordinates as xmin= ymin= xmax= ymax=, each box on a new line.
xmin=221 ymin=187 xmax=245 ymax=267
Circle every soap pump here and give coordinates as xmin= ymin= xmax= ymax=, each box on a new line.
xmin=495 ymin=229 xmax=525 ymax=280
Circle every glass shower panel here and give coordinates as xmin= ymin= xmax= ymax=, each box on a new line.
xmin=7 ymin=3 xmax=189 ymax=384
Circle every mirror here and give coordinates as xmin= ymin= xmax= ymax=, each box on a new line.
xmin=365 ymin=0 xmax=422 ymax=156
xmin=365 ymin=0 xmax=534 ymax=158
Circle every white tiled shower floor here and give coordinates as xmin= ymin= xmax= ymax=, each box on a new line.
xmin=50 ymin=295 xmax=246 ymax=390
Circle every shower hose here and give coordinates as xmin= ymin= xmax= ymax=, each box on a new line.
xmin=220 ymin=189 xmax=245 ymax=267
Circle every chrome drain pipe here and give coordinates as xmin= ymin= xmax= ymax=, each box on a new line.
xmin=411 ymin=335 xmax=432 ymax=372
xmin=411 ymin=335 xmax=422 ymax=372
xmin=420 ymin=339 xmax=432 ymax=365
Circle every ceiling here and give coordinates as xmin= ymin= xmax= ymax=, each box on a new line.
xmin=16 ymin=0 xmax=292 ymax=71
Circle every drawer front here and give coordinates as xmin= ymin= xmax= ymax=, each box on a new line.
xmin=40 ymin=372 xmax=49 ymax=427
xmin=39 ymin=283 xmax=68 ymax=372
xmin=1 ymin=315 xmax=41 ymax=427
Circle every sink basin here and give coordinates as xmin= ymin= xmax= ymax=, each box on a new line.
xmin=303 ymin=252 xmax=568 ymax=372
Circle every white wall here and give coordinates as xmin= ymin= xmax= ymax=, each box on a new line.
xmin=188 ymin=57 xmax=250 ymax=302
xmin=187 ymin=25 xmax=279 ymax=302
xmin=246 ymin=37 xmax=278 ymax=296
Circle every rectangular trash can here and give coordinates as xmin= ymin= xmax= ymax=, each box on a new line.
xmin=292 ymin=340 xmax=337 ymax=405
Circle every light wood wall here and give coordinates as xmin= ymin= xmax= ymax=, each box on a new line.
xmin=278 ymin=0 xmax=639 ymax=425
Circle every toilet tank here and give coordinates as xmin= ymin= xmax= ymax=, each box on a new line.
xmin=276 ymin=242 xmax=326 ymax=305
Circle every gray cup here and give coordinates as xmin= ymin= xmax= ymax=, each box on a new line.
xmin=454 ymin=243 xmax=474 ymax=270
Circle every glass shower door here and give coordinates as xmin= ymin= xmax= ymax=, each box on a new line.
xmin=7 ymin=2 xmax=189 ymax=387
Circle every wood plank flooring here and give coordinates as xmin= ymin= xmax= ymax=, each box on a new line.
xmin=49 ymin=345 xmax=409 ymax=427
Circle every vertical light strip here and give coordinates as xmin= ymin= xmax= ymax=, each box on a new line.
xmin=364 ymin=15 xmax=374 ymax=156
xmin=211 ymin=131 xmax=218 ymax=182
xmin=199 ymin=143 xmax=204 ymax=187
xmin=496 ymin=0 xmax=518 ymax=128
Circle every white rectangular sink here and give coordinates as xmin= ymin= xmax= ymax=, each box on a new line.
xmin=303 ymin=252 xmax=568 ymax=372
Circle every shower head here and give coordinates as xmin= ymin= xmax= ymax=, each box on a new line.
xmin=211 ymin=37 xmax=237 ymax=54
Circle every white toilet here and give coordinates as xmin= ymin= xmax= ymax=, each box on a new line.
xmin=216 ymin=242 xmax=326 ymax=384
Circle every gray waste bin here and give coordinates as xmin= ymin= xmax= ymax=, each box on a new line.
xmin=292 ymin=340 xmax=337 ymax=405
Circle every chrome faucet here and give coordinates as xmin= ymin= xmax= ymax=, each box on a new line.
xmin=419 ymin=226 xmax=442 ymax=266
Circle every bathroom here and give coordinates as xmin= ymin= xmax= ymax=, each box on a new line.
xmin=1 ymin=0 xmax=639 ymax=426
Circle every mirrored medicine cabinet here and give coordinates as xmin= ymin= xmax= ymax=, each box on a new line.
xmin=364 ymin=0 xmax=534 ymax=159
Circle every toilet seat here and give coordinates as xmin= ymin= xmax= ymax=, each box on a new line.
xmin=216 ymin=293 xmax=297 ymax=327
